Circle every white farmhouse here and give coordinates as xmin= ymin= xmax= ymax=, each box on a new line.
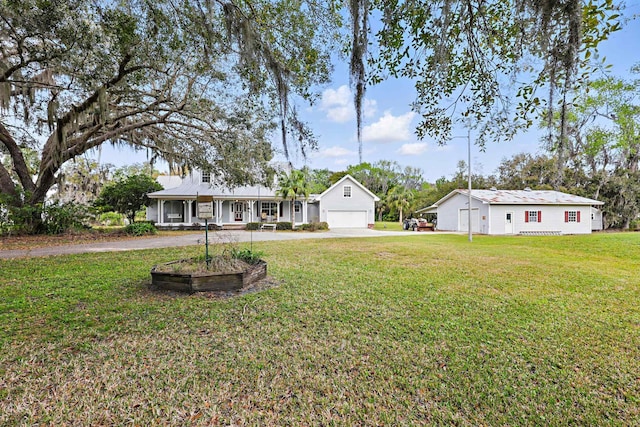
xmin=146 ymin=172 xmax=379 ymax=229
xmin=418 ymin=188 xmax=604 ymax=235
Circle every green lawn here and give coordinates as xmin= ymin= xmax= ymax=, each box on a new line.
xmin=1 ymin=234 xmax=639 ymax=425
xmin=373 ymin=220 xmax=404 ymax=231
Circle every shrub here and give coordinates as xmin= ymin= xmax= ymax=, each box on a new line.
xmin=98 ymin=212 xmax=125 ymax=226
xmin=124 ymin=222 xmax=157 ymax=236
xmin=276 ymin=221 xmax=292 ymax=230
xmin=42 ymin=201 xmax=91 ymax=234
xmin=245 ymin=222 xmax=261 ymax=231
xmin=300 ymin=221 xmax=329 ymax=231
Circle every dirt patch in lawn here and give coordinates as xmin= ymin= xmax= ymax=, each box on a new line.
xmin=0 ymin=230 xmax=200 ymax=251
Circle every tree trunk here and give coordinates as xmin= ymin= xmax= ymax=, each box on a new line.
xmin=290 ymin=199 xmax=295 ymax=230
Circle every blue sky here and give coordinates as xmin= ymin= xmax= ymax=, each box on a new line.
xmin=101 ymin=5 xmax=640 ymax=182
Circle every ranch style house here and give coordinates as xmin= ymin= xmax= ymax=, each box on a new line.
xmin=146 ymin=172 xmax=379 ymax=229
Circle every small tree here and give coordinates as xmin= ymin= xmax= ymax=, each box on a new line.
xmin=94 ymin=174 xmax=162 ymax=225
xmin=277 ymin=169 xmax=310 ymax=230
xmin=388 ymin=186 xmax=415 ymax=223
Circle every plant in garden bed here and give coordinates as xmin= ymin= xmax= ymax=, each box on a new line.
xmin=153 ymin=247 xmax=264 ymax=274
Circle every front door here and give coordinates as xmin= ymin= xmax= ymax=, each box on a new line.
xmin=505 ymin=211 xmax=514 ymax=234
xmin=233 ymin=202 xmax=244 ymax=222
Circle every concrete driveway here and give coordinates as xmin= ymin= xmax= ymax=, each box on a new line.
xmin=0 ymin=228 xmax=443 ymax=259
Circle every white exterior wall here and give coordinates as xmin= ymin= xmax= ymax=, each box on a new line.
xmin=488 ymin=204 xmax=593 ymax=234
xmin=318 ymin=177 xmax=376 ymax=227
xmin=434 ymin=193 xmax=463 ymax=231
xmin=436 ymin=194 xmax=595 ymax=235
xmin=307 ymin=203 xmax=320 ymax=223
xmin=591 ymin=207 xmax=603 ymax=231
xmin=436 ymin=194 xmax=489 ymax=233
xmin=147 ymin=204 xmax=159 ymax=222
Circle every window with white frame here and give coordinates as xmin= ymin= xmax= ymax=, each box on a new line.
xmin=343 ymin=185 xmax=352 ymax=198
xmin=261 ymin=201 xmax=277 ymax=217
xmin=565 ymin=210 xmax=580 ymax=222
xmin=201 ymin=171 xmax=211 ymax=183
xmin=525 ymin=210 xmax=541 ymax=223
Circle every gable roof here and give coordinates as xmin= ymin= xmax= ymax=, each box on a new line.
xmin=418 ymin=189 xmax=603 ymax=213
xmin=313 ymin=174 xmax=380 ymax=202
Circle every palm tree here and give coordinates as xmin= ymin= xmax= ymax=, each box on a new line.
xmin=388 ymin=185 xmax=415 ymax=223
xmin=277 ymin=169 xmax=310 ymax=229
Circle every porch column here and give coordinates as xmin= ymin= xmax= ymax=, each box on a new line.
xmin=249 ymin=200 xmax=255 ymax=222
xmin=302 ymin=200 xmax=307 ymax=224
xmin=216 ymin=200 xmax=223 ymax=225
xmin=158 ymin=200 xmax=164 ymax=224
xmin=186 ymin=200 xmax=193 ymax=224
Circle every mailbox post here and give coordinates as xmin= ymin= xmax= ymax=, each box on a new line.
xmin=196 ymin=195 xmax=214 ymax=266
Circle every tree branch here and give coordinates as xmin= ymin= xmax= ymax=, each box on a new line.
xmin=0 ymin=121 xmax=35 ymax=193
xmin=0 ymin=161 xmax=18 ymax=199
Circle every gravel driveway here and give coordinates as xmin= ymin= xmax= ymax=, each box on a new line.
xmin=0 ymin=228 xmax=439 ymax=259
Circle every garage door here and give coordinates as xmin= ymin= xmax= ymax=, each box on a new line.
xmin=326 ymin=210 xmax=368 ymax=228
xmin=459 ymin=208 xmax=480 ymax=232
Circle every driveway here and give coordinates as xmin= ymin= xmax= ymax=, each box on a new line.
xmin=0 ymin=228 xmax=443 ymax=259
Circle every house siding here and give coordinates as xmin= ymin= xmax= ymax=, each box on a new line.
xmin=435 ymin=193 xmax=479 ymax=232
xmin=433 ymin=193 xmax=596 ymax=235
xmin=146 ymin=171 xmax=377 ymax=228
xmin=488 ymin=205 xmax=593 ymax=234
xmin=307 ymin=203 xmax=320 ymax=223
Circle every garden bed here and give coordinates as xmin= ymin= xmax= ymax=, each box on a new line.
xmin=151 ymin=257 xmax=267 ymax=292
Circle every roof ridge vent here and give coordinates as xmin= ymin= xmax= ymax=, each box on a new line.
xmin=524 ymin=187 xmax=532 ymax=191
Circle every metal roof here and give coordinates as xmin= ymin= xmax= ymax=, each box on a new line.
xmin=417 ymin=189 xmax=603 ymax=212
xmin=464 ymin=189 xmax=604 ymax=205
xmin=148 ymin=175 xmax=278 ymax=200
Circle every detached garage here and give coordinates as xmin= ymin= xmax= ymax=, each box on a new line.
xmin=418 ymin=188 xmax=604 ymax=235
xmin=311 ymin=175 xmax=379 ymax=229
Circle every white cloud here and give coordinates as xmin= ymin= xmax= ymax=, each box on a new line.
xmin=398 ymin=142 xmax=429 ymax=155
xmin=319 ymin=85 xmax=377 ymax=123
xmin=362 ymin=111 xmax=416 ymax=143
xmin=312 ymin=145 xmax=357 ymax=159
xmin=320 ymin=85 xmax=351 ymax=108
xmin=363 ymin=99 xmax=378 ymax=118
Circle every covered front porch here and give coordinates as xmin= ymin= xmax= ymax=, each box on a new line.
xmin=147 ymin=197 xmax=308 ymax=228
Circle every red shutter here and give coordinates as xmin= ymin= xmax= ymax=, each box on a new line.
xmin=525 ymin=211 xmax=529 ymax=222
xmin=538 ymin=211 xmax=542 ymax=222
xmin=577 ymin=211 xmax=581 ymax=223
xmin=565 ymin=211 xmax=568 ymax=222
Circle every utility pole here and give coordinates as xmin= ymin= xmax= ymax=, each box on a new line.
xmin=452 ymin=129 xmax=473 ymax=242
xmin=467 ymin=128 xmax=472 ymax=242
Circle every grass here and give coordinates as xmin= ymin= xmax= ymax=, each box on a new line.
xmin=373 ymin=220 xmax=405 ymax=231
xmin=1 ymin=233 xmax=639 ymax=425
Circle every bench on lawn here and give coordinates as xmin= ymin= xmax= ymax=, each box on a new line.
xmin=260 ymin=223 xmax=277 ymax=232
